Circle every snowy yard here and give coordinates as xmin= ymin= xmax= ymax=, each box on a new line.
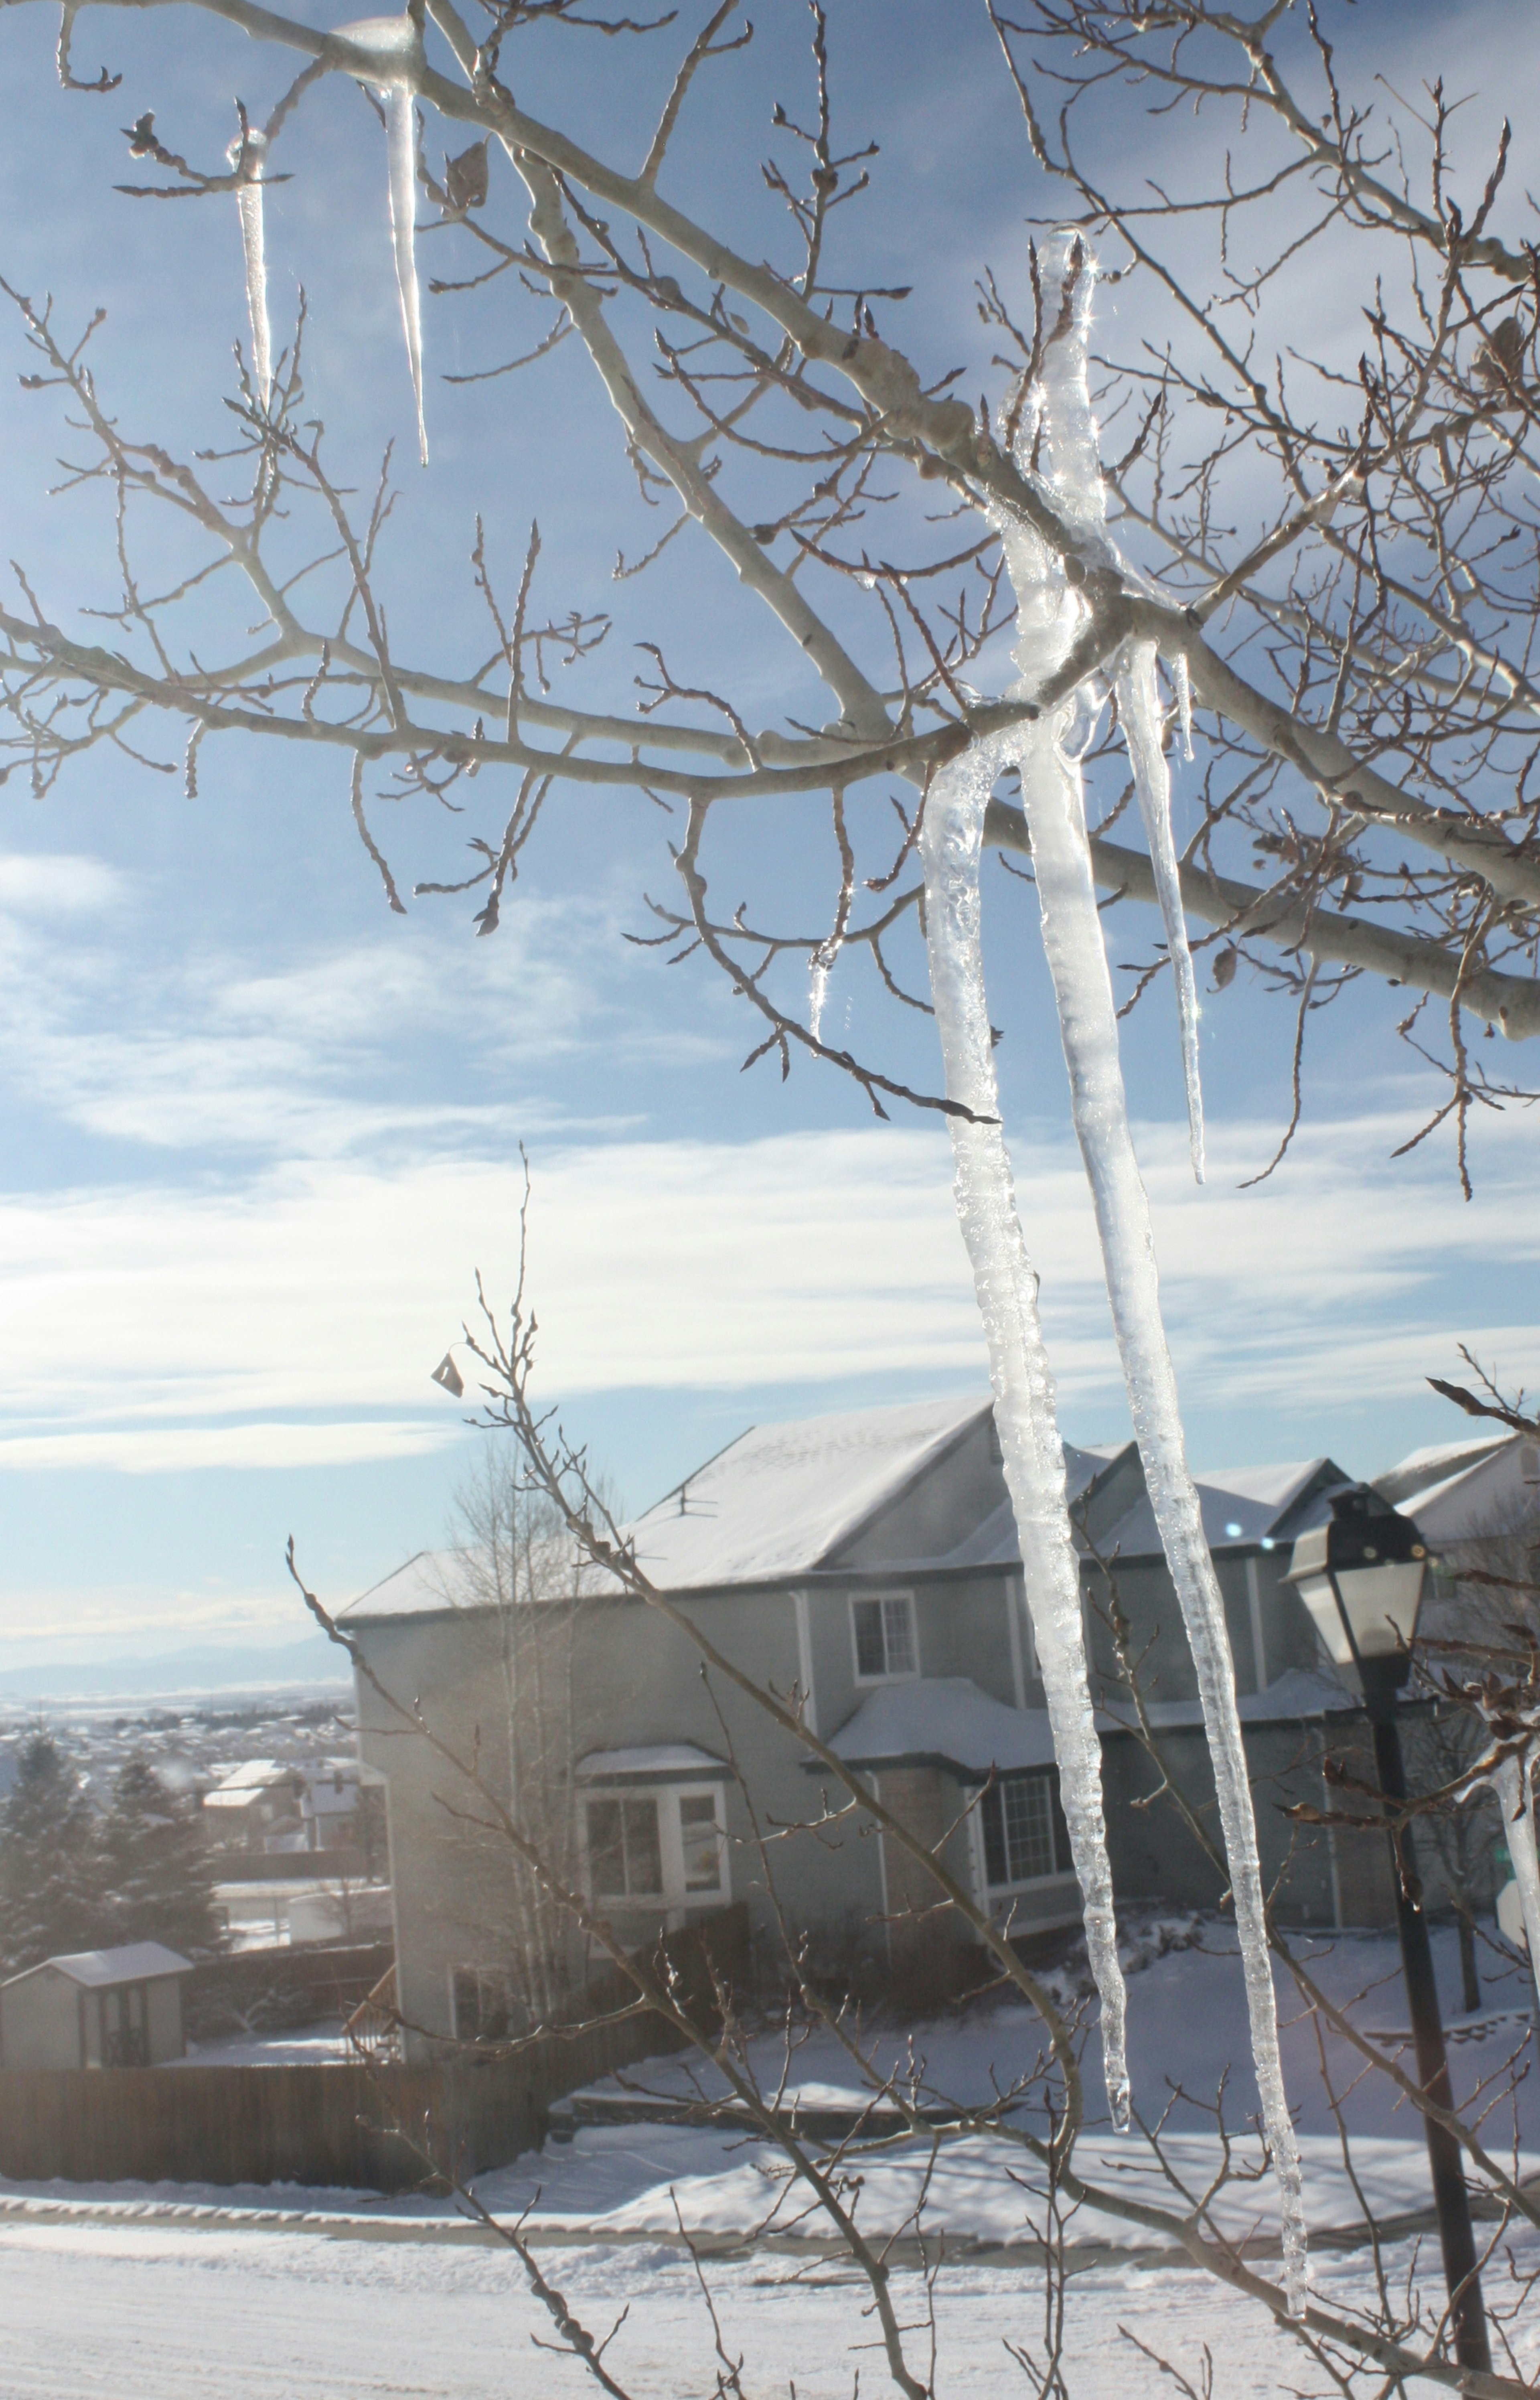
xmin=4 ymin=1929 xmax=1538 ymax=2394
xmin=13 ymin=2214 xmax=1540 ymax=2400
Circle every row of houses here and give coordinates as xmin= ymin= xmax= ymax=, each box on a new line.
xmin=339 ymin=1397 xmax=1540 ymax=2059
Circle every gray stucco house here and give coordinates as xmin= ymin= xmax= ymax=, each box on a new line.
xmin=340 ymin=1396 xmax=1385 ymax=2053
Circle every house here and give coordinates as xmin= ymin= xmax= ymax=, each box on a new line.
xmin=340 ymin=1396 xmax=1385 ymax=2054
xmin=0 ymin=1941 xmax=192 ymax=2069
xmin=203 ymin=1757 xmax=386 ymax=1867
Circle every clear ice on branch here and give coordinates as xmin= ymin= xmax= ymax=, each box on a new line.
xmin=334 ymin=13 xmax=430 ymax=465
xmin=229 ymin=127 xmax=271 ymax=408
xmin=965 ymin=227 xmax=1306 ymax=2307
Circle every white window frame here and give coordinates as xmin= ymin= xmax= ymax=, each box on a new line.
xmin=449 ymin=1960 xmax=519 ymax=2044
xmin=579 ymin=1781 xmax=731 ymax=1911
xmin=849 ymin=1590 xmax=919 ymax=1685
xmin=969 ymin=1768 xmax=1077 ymax=1899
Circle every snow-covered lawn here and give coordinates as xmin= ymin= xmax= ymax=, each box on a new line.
xmin=2 ymin=1927 xmax=1536 ymax=2393
xmin=6 ymin=2217 xmax=1540 ymax=2398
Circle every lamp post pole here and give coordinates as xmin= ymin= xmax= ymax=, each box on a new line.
xmin=1359 ymin=1656 xmax=1491 ymax=2377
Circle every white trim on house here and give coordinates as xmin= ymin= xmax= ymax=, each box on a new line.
xmin=579 ymin=1780 xmax=732 ymax=1918
xmin=792 ymin=1588 xmax=818 ymax=1737
xmin=849 ymin=1589 xmax=919 ymax=1685
xmin=1006 ymin=1571 xmax=1027 ymax=1709
xmin=1245 ymin=1556 xmax=1269 ymax=1694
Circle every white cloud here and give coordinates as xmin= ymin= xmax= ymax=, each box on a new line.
xmin=0 ymin=852 xmax=126 ymax=915
xmin=0 ymin=1107 xmax=1533 ymax=1472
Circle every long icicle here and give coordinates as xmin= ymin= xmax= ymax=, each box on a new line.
xmin=1116 ymin=640 xmax=1205 ymax=1183
xmin=995 ymin=227 xmax=1307 ymax=2309
xmin=335 ymin=14 xmax=429 ymax=464
xmin=230 ymin=126 xmax=272 ymax=407
xmin=384 ymin=83 xmax=428 ymax=466
xmin=920 ymin=743 xmax=1131 ymax=2129
xmin=1494 ymin=1753 xmax=1540 ymax=2011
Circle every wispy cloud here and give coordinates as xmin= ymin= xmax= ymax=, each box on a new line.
xmin=0 ymin=849 xmax=704 ymax=1161
xmin=0 ymin=1108 xmax=1532 ymax=1474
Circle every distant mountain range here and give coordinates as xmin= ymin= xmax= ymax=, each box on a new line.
xmin=0 ymin=1634 xmax=351 ymax=1701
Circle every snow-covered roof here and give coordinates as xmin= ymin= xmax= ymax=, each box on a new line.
xmin=824 ymin=1677 xmax=1059 ymax=1779
xmin=1374 ymin=1433 xmax=1509 ymax=1506
xmin=1376 ymin=1431 xmax=1540 ymax=1542
xmin=207 ymin=1759 xmax=289 ymax=1793
xmin=576 ymin=1744 xmax=727 ymax=1784
xmin=5 ymin=1941 xmax=193 ymax=1990
xmin=1098 ymin=1665 xmax=1354 ymax=1733
xmin=341 ymin=1548 xmax=491 ymax=1622
xmin=1092 ymin=1458 xmax=1340 ymax=1562
xmin=624 ymin=1397 xmax=992 ymax=1591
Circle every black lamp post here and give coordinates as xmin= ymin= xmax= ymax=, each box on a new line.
xmin=1286 ymin=1485 xmax=1491 ymax=2376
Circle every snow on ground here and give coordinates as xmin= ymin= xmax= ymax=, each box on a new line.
xmin=173 ymin=2019 xmax=351 ymax=2068
xmin=6 ymin=2218 xmax=1540 ymax=2398
xmin=3 ymin=1926 xmax=1536 ymax=2393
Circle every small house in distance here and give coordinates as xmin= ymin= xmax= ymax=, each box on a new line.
xmin=0 ymin=1942 xmax=193 ymax=2070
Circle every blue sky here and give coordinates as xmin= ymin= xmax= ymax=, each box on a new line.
xmin=0 ymin=0 xmax=1536 ymax=1664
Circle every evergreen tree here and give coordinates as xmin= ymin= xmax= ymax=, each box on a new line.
xmin=98 ymin=1753 xmax=225 ymax=1960
xmin=0 ymin=1731 xmax=106 ymax=1975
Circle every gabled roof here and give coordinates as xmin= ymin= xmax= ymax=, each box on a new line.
xmin=624 ymin=1396 xmax=993 ymax=1591
xmin=1090 ymin=1457 xmax=1347 ymax=1563
xmin=1375 ymin=1431 xmax=1540 ymax=1541
xmin=3 ymin=1941 xmax=192 ymax=1991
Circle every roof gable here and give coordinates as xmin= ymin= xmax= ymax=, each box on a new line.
xmin=622 ymin=1395 xmax=995 ymax=1591
xmin=3 ymin=1941 xmax=192 ymax=1991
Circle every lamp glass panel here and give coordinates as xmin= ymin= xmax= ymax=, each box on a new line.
xmin=1331 ymin=1560 xmax=1425 ymax=1656
xmin=1292 ymin=1571 xmax=1357 ymax=1667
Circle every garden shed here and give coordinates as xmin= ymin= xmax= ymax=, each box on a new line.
xmin=0 ymin=1941 xmax=192 ymax=2070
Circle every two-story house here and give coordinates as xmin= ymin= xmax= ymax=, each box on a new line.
xmin=340 ymin=1395 xmax=1364 ymax=2054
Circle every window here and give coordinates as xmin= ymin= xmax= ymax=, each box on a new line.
xmin=851 ymin=1593 xmax=917 ymax=1681
xmin=679 ymin=1792 xmax=722 ymax=1893
xmin=979 ymin=1770 xmax=1073 ymax=1889
xmin=585 ymin=1796 xmax=664 ymax=1898
xmin=582 ymin=1785 xmax=729 ymax=1909
xmin=451 ymin=1963 xmax=519 ymax=2044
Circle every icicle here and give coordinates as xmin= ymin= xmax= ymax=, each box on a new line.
xmin=335 ymin=14 xmax=429 ymax=464
xmin=920 ymin=743 xmax=1130 ymax=2130
xmin=227 ymin=126 xmax=272 ymax=407
xmin=1172 ymin=651 xmax=1194 ymax=763
xmin=1117 ymin=641 xmax=1205 ymax=1183
xmin=991 ymin=227 xmax=1307 ymax=2309
xmin=384 ymin=84 xmax=428 ymax=466
xmin=1495 ymin=1753 xmax=1540 ymax=2011
xmin=808 ymin=952 xmax=831 ymax=1042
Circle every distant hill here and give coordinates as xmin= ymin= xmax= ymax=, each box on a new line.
xmin=0 ymin=1634 xmax=351 ymax=1701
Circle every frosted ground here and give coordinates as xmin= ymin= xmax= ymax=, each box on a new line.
xmin=5 ymin=1926 xmax=1538 ymax=2395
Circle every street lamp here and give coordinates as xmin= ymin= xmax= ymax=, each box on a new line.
xmin=1287 ymin=1484 xmax=1491 ymax=2375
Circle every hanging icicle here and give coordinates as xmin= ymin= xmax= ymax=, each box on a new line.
xmin=1494 ymin=1751 xmax=1540 ymax=2011
xmin=1117 ymin=640 xmax=1205 ymax=1182
xmin=977 ymin=227 xmax=1306 ymax=2309
xmin=335 ymin=12 xmax=430 ymax=464
xmin=228 ymin=122 xmax=272 ymax=408
xmin=920 ymin=741 xmax=1131 ymax=2128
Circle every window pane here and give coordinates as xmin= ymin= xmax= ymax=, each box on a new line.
xmin=853 ymin=1598 xmax=887 ymax=1678
xmin=981 ymin=1785 xmax=1008 ymax=1887
xmin=622 ymin=1797 xmax=663 ymax=1896
xmin=1002 ymin=1775 xmax=1055 ymax=1883
xmin=881 ymin=1597 xmax=915 ymax=1676
xmin=679 ymin=1792 xmax=721 ymax=1893
xmin=586 ymin=1798 xmax=625 ymax=1895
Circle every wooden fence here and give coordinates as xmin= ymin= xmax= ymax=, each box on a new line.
xmin=0 ymin=1905 xmax=748 ymax=2192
